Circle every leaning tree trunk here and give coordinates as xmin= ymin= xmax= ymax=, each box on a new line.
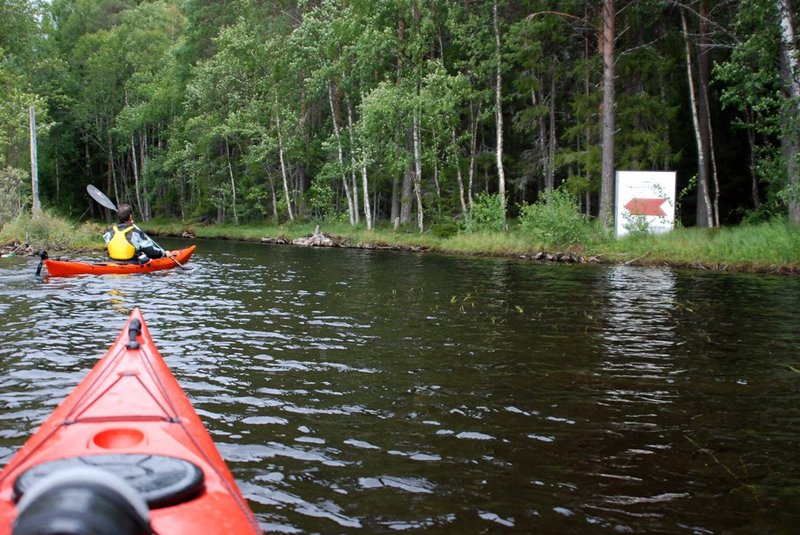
xmin=225 ymin=138 xmax=239 ymax=225
xmin=681 ymin=9 xmax=714 ymax=227
xmin=452 ymin=127 xmax=468 ymax=216
xmin=776 ymin=0 xmax=800 ymax=223
xmin=275 ymin=111 xmax=294 ymax=222
xmin=328 ymin=83 xmax=355 ymax=225
xmin=698 ymin=1 xmax=720 ymax=227
xmin=598 ymin=0 xmax=616 ymax=230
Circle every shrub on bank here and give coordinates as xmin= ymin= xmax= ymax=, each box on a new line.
xmin=519 ymin=188 xmax=599 ymax=248
xmin=0 ymin=212 xmax=100 ymax=250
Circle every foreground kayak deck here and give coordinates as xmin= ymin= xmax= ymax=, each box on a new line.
xmin=0 ymin=307 xmax=261 ymax=534
xmin=43 ymin=245 xmax=196 ymax=277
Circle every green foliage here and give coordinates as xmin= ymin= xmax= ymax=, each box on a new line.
xmin=519 ymin=187 xmax=593 ymax=248
xmin=6 ymin=0 xmax=799 ymax=230
xmin=308 ymin=177 xmax=336 ymax=220
xmin=467 ymin=193 xmax=505 ymax=233
xmin=430 ymin=221 xmax=461 ymax=239
xmin=621 ymin=214 xmax=652 ymax=239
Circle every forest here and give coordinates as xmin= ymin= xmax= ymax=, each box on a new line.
xmin=1 ymin=0 xmax=800 ymax=235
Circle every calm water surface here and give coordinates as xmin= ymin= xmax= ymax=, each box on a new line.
xmin=1 ymin=239 xmax=799 ymax=534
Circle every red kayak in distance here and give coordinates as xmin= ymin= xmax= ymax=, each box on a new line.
xmin=43 ymin=245 xmax=196 ymax=277
xmin=0 ymin=307 xmax=261 ymax=534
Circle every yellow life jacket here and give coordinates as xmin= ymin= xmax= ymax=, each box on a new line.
xmin=108 ymin=225 xmax=137 ymax=260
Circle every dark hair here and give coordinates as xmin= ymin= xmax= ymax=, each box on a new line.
xmin=118 ymin=203 xmax=133 ymax=223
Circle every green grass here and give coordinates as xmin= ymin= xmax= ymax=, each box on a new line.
xmin=0 ymin=211 xmax=102 ymax=251
xmin=593 ymin=221 xmax=800 ymax=270
xmin=4 ymin=213 xmax=798 ymax=273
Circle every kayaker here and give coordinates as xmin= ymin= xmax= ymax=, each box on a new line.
xmin=103 ymin=203 xmax=176 ymax=263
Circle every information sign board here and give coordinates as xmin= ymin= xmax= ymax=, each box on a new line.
xmin=615 ymin=171 xmax=676 ymax=238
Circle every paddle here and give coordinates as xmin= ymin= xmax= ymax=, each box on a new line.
xmin=86 ymin=185 xmax=188 ymax=270
xmin=35 ymin=251 xmax=47 ymax=277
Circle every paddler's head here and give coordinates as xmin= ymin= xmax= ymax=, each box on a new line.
xmin=118 ymin=203 xmax=134 ymax=224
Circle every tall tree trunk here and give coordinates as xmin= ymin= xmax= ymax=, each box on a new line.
xmin=346 ymin=98 xmax=361 ymax=225
xmin=225 ymin=138 xmax=239 ymax=225
xmin=681 ymin=9 xmax=714 ymax=227
xmin=412 ymin=111 xmax=424 ymax=232
xmin=275 ymin=111 xmax=294 ymax=222
xmin=391 ymin=174 xmax=401 ymax=224
xmin=328 ymin=82 xmax=355 ymax=225
xmin=140 ymin=131 xmax=150 ymax=219
xmin=452 ymin=127 xmax=468 ymax=216
xmin=493 ymin=0 xmax=506 ymax=217
xmin=29 ymin=107 xmax=40 ymax=215
xmin=131 ymin=131 xmax=142 ymax=219
xmin=360 ymin=159 xmax=372 ymax=230
xmin=468 ymin=100 xmax=479 ymax=214
xmin=546 ymin=65 xmax=556 ymax=190
xmin=599 ymin=0 xmax=616 ymax=229
xmin=745 ymin=109 xmax=761 ymax=211
xmin=107 ymin=126 xmax=118 ymax=213
xmin=776 ymin=0 xmax=800 ymax=223
xmin=265 ymin=166 xmax=279 ymax=220
xmin=699 ymin=2 xmax=720 ymax=226
xmin=351 ymin=97 xmax=372 ymax=231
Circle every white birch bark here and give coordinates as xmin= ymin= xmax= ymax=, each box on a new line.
xmin=492 ymin=0 xmax=506 ymax=216
xmin=131 ymin=131 xmax=142 ymax=218
xmin=346 ymin=99 xmax=360 ymax=225
xmin=681 ymin=10 xmax=713 ymax=227
xmin=275 ymin=109 xmax=294 ymax=222
xmin=452 ymin=127 xmax=468 ymax=216
xmin=776 ymin=0 xmax=800 ymax=222
xmin=412 ymin=111 xmax=424 ymax=232
xmin=328 ymin=83 xmax=355 ymax=225
xmin=468 ymin=100 xmax=478 ymax=213
xmin=225 ymin=138 xmax=239 ymax=224
xmin=350 ymin=98 xmax=372 ymax=229
xmin=29 ymin=106 xmax=41 ymax=215
xmin=360 ymin=158 xmax=372 ymax=230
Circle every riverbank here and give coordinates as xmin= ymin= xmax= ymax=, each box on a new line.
xmin=145 ymin=218 xmax=799 ymax=275
xmin=2 ymin=213 xmax=798 ymax=275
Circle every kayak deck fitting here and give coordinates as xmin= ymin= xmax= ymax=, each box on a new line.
xmin=0 ymin=307 xmax=261 ymax=534
xmin=42 ymin=245 xmax=196 ymax=277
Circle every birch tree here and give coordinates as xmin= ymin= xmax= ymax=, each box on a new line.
xmin=493 ymin=0 xmax=506 ymax=218
xmin=775 ymin=0 xmax=800 ymax=223
xmin=681 ymin=7 xmax=715 ymax=227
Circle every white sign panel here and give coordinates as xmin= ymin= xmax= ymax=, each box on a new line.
xmin=615 ymin=171 xmax=676 ymax=238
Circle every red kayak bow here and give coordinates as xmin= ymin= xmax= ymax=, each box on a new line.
xmin=0 ymin=308 xmax=261 ymax=534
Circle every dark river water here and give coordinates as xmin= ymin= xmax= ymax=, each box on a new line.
xmin=1 ymin=238 xmax=799 ymax=534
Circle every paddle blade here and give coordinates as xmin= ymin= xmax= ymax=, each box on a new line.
xmin=87 ymin=185 xmax=118 ymax=212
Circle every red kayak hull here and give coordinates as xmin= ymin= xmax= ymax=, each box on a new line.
xmin=43 ymin=245 xmax=196 ymax=277
xmin=0 ymin=308 xmax=261 ymax=534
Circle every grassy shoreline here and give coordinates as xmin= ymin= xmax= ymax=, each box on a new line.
xmin=144 ymin=218 xmax=799 ymax=275
xmin=2 ymin=213 xmax=798 ymax=275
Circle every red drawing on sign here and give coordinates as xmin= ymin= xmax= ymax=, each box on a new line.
xmin=625 ymin=198 xmax=667 ymax=217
